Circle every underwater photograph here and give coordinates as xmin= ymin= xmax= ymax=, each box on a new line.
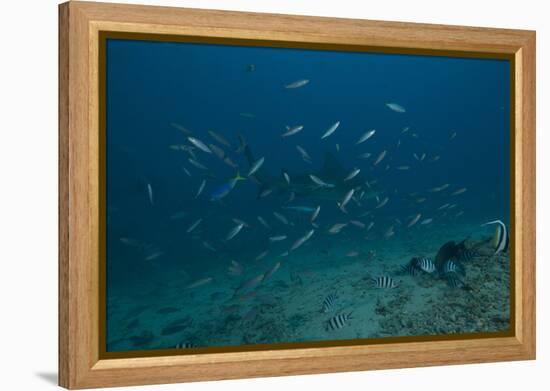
xmin=104 ymin=37 xmax=512 ymax=353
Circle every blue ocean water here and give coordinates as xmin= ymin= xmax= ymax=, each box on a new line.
xmin=105 ymin=38 xmax=511 ymax=352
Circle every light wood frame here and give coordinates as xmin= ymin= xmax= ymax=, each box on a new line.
xmin=59 ymin=1 xmax=536 ymax=389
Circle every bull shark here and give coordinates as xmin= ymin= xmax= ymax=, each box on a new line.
xmin=244 ymin=145 xmax=380 ymax=203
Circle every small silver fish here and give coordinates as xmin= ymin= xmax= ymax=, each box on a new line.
xmin=396 ymin=165 xmax=410 ymax=170
xmin=147 ymin=183 xmax=154 ymax=205
xmin=195 ymin=179 xmax=206 ymax=198
xmin=188 ymin=158 xmax=208 ymax=170
xmin=357 ymin=152 xmax=372 ymax=159
xmin=263 ymin=262 xmax=281 ymax=281
xmin=170 ymin=123 xmax=192 ymax=135
xmin=376 ymin=197 xmax=389 ymax=209
xmin=186 ymin=277 xmax=213 ymax=289
xmin=186 ymin=218 xmax=203 ymax=233
xmin=310 ymin=205 xmax=321 ymax=222
xmin=386 ymin=102 xmax=406 ymax=113
xmin=247 ymin=157 xmax=265 ymax=177
xmin=257 ymin=216 xmax=271 ymax=229
xmin=273 ymin=212 xmax=289 ymax=225
xmin=328 ymin=223 xmax=347 ymax=234
xmin=208 ymin=130 xmax=232 ymax=148
xmin=366 ymin=222 xmax=375 ymax=231
xmin=225 ymin=222 xmax=244 ymax=241
xmin=290 ymin=229 xmax=314 ymax=251
xmin=187 ymin=137 xmax=212 ymax=154
xmin=349 ymin=220 xmax=365 ymax=228
xmin=309 ymin=175 xmax=334 ymax=188
xmin=374 ymin=150 xmax=387 ymax=165
xmin=296 ymin=145 xmax=312 ymax=163
xmin=269 ymin=235 xmax=287 ymax=242
xmin=452 ymin=187 xmax=467 ymax=195
xmin=145 ymin=251 xmax=163 ymax=261
xmin=344 ymin=168 xmax=360 ymax=181
xmin=283 ymin=172 xmax=291 ymax=184
xmin=284 ymin=79 xmax=309 ymax=89
xmin=321 ymin=121 xmax=340 ymax=139
xmin=407 ymin=213 xmax=421 ymax=228
xmin=340 ymin=189 xmax=355 ymax=209
xmin=356 ymin=129 xmax=376 ymax=144
xmin=255 ymin=250 xmax=269 ymax=261
xmin=420 ymin=218 xmax=433 ymax=225
xmin=282 ymin=125 xmax=303 ymax=137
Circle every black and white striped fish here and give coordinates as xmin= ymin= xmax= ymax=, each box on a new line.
xmin=401 ymin=260 xmax=420 ymax=276
xmin=321 ymin=293 xmax=338 ymax=313
xmin=372 ymin=275 xmax=398 ymax=289
xmin=442 ymin=259 xmax=465 ymax=276
xmin=457 ymin=249 xmax=477 ymax=262
xmin=481 ymin=219 xmax=509 ymax=255
xmin=175 ymin=342 xmax=195 ymax=349
xmin=326 ymin=312 xmax=353 ymax=331
xmin=416 ymin=257 xmax=436 ymax=273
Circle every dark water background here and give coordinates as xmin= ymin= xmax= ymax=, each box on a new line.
xmin=105 ymin=38 xmax=510 ymax=350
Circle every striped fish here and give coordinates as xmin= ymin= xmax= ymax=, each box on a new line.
xmin=326 ymin=312 xmax=353 ymax=331
xmin=372 ymin=275 xmax=398 ymax=289
xmin=175 ymin=342 xmax=195 ymax=349
xmin=417 ymin=257 xmax=436 ymax=273
xmin=401 ymin=258 xmax=421 ymax=276
xmin=481 ymin=219 xmax=509 ymax=255
xmin=443 ymin=260 xmax=465 ymax=276
xmin=457 ymin=249 xmax=477 ymax=262
xmin=446 ymin=274 xmax=466 ymax=289
xmin=321 ymin=293 xmax=338 ymax=313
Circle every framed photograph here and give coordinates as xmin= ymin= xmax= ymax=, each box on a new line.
xmin=59 ymin=1 xmax=536 ymax=389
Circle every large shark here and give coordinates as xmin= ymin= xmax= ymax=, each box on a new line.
xmin=244 ymin=145 xmax=379 ymax=203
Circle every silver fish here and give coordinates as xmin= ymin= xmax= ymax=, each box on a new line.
xmin=186 ymin=218 xmax=203 ymax=233
xmin=182 ymin=167 xmax=192 ymax=177
xmin=208 ymin=130 xmax=232 ymax=148
xmin=187 ymin=137 xmax=212 ymax=154
xmin=310 ymin=205 xmax=321 ymax=222
xmin=344 ymin=168 xmax=360 ymax=181
xmin=257 ymin=216 xmax=271 ymax=229
xmin=349 ymin=220 xmax=365 ymax=228
xmin=170 ymin=123 xmax=192 ymax=135
xmin=396 ymin=165 xmax=410 ymax=170
xmin=386 ymin=102 xmax=406 ymax=113
xmin=452 ymin=187 xmax=467 ymax=195
xmin=376 ymin=197 xmax=389 ymax=209
xmin=374 ymin=150 xmax=387 ymax=165
xmin=366 ymin=222 xmax=375 ymax=231
xmin=209 ymin=143 xmax=225 ymax=159
xmin=188 ymin=158 xmax=208 ymax=170
xmin=147 ymin=183 xmax=154 ymax=205
xmin=309 ymin=175 xmax=335 ymax=188
xmin=269 ymin=235 xmax=287 ymax=242
xmin=284 ymin=79 xmax=309 ymax=89
xmin=145 ymin=251 xmax=163 ymax=261
xmin=247 ymin=157 xmax=265 ymax=177
xmin=321 ymin=121 xmax=340 ymax=139
xmin=273 ymin=212 xmax=289 ymax=225
xmin=296 ymin=145 xmax=312 ymax=162
xmin=186 ymin=277 xmax=213 ymax=289
xmin=195 ymin=179 xmax=206 ymax=198
xmin=357 ymin=152 xmax=372 ymax=159
xmin=234 ymin=274 xmax=264 ymax=297
xmin=407 ymin=213 xmax=421 ymax=228
xmin=420 ymin=218 xmax=433 ymax=225
xmin=263 ymin=262 xmax=281 ymax=281
xmin=328 ymin=223 xmax=347 ymax=234
xmin=282 ymin=125 xmax=304 ymax=137
xmin=290 ymin=229 xmax=314 ymax=251
xmin=340 ymin=189 xmax=355 ymax=209
xmin=170 ymin=210 xmax=187 ymax=220
xmin=356 ymin=129 xmax=376 ymax=144
xmin=283 ymin=172 xmax=291 ymax=184
xmin=225 ymin=222 xmax=244 ymax=241
xmin=255 ymin=250 xmax=269 ymax=261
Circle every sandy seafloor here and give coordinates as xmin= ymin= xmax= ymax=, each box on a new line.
xmin=106 ymin=218 xmax=510 ymax=352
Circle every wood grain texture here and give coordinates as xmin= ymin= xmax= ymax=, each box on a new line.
xmin=58 ymin=1 xmax=536 ymax=389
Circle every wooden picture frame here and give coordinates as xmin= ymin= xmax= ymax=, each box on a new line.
xmin=58 ymin=1 xmax=536 ymax=389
